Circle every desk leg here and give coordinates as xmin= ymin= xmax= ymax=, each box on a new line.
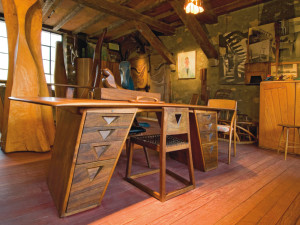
xmin=47 ymin=108 xmax=137 ymax=217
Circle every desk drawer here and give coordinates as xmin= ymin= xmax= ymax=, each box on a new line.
xmin=77 ymin=141 xmax=123 ymax=164
xmin=84 ymin=113 xmax=134 ymax=128
xmin=66 ymin=159 xmax=115 ymax=213
xmin=202 ymin=143 xmax=218 ymax=171
xmin=81 ymin=127 xmax=128 ymax=143
xmin=198 ymin=122 xmax=217 ymax=132
xmin=197 ymin=112 xmax=217 ymax=124
xmin=200 ymin=131 xmax=217 ymax=144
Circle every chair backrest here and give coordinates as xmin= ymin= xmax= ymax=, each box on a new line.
xmin=161 ymin=107 xmax=189 ymax=136
xmin=208 ymin=99 xmax=237 ymax=111
xmin=189 ymin=94 xmax=199 ymax=105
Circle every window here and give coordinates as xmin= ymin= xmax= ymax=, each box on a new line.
xmin=0 ymin=20 xmax=62 ymax=84
xmin=0 ymin=20 xmax=8 ymax=81
xmin=41 ymin=31 xmax=62 ymax=83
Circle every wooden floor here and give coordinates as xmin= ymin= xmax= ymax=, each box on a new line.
xmin=0 ymin=140 xmax=300 ymax=224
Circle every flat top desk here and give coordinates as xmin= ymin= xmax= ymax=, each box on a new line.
xmin=9 ymin=97 xmax=221 ymax=217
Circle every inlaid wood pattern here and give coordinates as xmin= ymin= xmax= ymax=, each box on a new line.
xmin=64 ymin=108 xmax=137 ymax=216
xmin=77 ymin=141 xmax=123 ymax=164
xmin=196 ymin=111 xmax=218 ymax=171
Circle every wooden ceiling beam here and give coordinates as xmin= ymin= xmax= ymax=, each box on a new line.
xmin=213 ymin=0 xmax=273 ymax=16
xmin=73 ymin=13 xmax=107 ymax=34
xmin=72 ymin=0 xmax=175 ymax=35
xmin=135 ymin=21 xmax=175 ymax=64
xmin=169 ymin=0 xmax=218 ymax=59
xmin=53 ymin=4 xmax=84 ymax=31
xmin=42 ymin=0 xmax=63 ymax=22
xmin=104 ymin=21 xmax=136 ymax=41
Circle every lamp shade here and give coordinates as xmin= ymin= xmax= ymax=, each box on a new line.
xmin=184 ymin=0 xmax=204 ymax=14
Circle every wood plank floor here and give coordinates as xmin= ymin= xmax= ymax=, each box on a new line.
xmin=0 ymin=140 xmax=299 ymax=224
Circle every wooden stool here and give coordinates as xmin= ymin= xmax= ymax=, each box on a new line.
xmin=277 ymin=124 xmax=300 ymax=160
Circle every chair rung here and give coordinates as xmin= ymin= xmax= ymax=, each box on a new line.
xmin=125 ymin=177 xmax=160 ymax=199
xmin=165 ymin=185 xmax=195 ymax=201
xmin=128 ymin=169 xmax=160 ymax=179
xmin=166 ymin=169 xmax=191 ymax=186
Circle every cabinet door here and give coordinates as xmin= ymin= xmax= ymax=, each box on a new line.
xmin=259 ymin=82 xmax=295 ymax=151
xmin=295 ymin=83 xmax=300 ymax=154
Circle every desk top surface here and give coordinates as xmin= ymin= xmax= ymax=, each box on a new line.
xmin=9 ymin=97 xmax=224 ymax=111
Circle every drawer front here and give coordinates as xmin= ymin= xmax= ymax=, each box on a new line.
xmin=84 ymin=113 xmax=134 ymax=128
xmin=67 ymin=159 xmax=115 ymax=213
xmin=200 ymin=131 xmax=217 ymax=144
xmin=197 ymin=112 xmax=217 ymax=124
xmin=77 ymin=141 xmax=123 ymax=164
xmin=198 ymin=122 xmax=217 ymax=132
xmin=81 ymin=127 xmax=128 ymax=143
xmin=202 ymin=143 xmax=218 ymax=171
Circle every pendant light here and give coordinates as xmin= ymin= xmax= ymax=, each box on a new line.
xmin=184 ymin=0 xmax=204 ymax=14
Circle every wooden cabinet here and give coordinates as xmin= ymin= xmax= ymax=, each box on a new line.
xmin=259 ymin=81 xmax=300 ymax=154
xmin=47 ymin=108 xmax=136 ymax=217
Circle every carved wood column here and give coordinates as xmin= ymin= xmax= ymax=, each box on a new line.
xmin=1 ymin=0 xmax=55 ymax=152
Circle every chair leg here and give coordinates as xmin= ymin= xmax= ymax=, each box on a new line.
xmin=126 ymin=141 xmax=134 ymax=178
xmin=143 ymin=146 xmax=151 ymax=168
xmin=228 ymin=128 xmax=233 ymax=164
xmin=277 ymin=127 xmax=284 ymax=154
xmin=233 ymin=117 xmax=237 ymax=157
xmin=285 ymin=128 xmax=289 ymax=160
xmin=187 ymin=148 xmax=195 ymax=186
xmin=159 ymin=147 xmax=166 ymax=202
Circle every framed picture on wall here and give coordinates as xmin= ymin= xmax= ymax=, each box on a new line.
xmin=178 ymin=51 xmax=196 ymax=79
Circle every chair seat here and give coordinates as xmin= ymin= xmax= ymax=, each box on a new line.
xmin=132 ymin=134 xmax=187 ymax=147
xmin=217 ymin=124 xmax=230 ymax=133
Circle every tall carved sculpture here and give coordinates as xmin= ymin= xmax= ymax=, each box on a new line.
xmin=1 ymin=0 xmax=55 ymax=152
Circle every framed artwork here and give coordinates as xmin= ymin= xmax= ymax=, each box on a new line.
xmin=178 ymin=51 xmax=196 ymax=79
xmin=248 ymin=23 xmax=276 ymax=63
xmin=219 ymin=31 xmax=248 ymax=84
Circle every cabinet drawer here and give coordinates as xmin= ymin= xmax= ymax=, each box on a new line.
xmin=77 ymin=141 xmax=123 ymax=164
xmin=81 ymin=127 xmax=128 ymax=143
xmin=84 ymin=113 xmax=134 ymax=128
xmin=202 ymin=143 xmax=218 ymax=171
xmin=200 ymin=131 xmax=217 ymax=144
xmin=67 ymin=159 xmax=115 ymax=213
xmin=197 ymin=112 xmax=217 ymax=124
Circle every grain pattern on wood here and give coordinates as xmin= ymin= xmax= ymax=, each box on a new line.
xmin=259 ymin=81 xmax=296 ymax=152
xmin=134 ymin=21 xmax=175 ymax=65
xmin=54 ymin=42 xmax=68 ymax=97
xmin=47 ymin=108 xmax=83 ymax=216
xmin=169 ymin=0 xmax=218 ymax=59
xmin=72 ymin=0 xmax=175 ymax=35
xmin=76 ymin=58 xmax=93 ymax=98
xmin=2 ymin=0 xmax=55 ymax=152
xmin=99 ymin=88 xmax=161 ymax=101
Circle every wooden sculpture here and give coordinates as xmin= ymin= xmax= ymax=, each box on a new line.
xmin=78 ymin=30 xmax=107 ymax=98
xmin=54 ymin=42 xmax=68 ymax=97
xmin=1 ymin=0 xmax=55 ymax=152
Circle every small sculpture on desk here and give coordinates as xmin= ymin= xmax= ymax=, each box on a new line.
xmin=102 ymin=68 xmax=121 ymax=89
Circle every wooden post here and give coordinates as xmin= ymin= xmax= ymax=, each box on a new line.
xmin=1 ymin=0 xmax=55 ymax=152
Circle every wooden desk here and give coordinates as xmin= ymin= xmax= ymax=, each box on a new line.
xmin=9 ymin=97 xmax=219 ymax=217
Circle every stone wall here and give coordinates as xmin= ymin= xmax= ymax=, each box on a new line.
xmin=159 ymin=0 xmax=300 ymax=122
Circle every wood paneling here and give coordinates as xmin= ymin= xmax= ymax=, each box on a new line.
xmin=295 ymin=82 xmax=300 ymax=154
xmin=259 ymin=81 xmax=297 ymax=152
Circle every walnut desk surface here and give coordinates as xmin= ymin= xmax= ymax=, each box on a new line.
xmin=9 ymin=96 xmax=223 ymax=111
xmin=9 ymin=96 xmax=223 ymax=217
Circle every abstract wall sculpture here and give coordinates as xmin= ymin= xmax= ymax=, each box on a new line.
xmin=1 ymin=0 xmax=55 ymax=152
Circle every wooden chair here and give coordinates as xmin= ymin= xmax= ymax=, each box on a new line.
xmin=208 ymin=99 xmax=237 ymax=164
xmin=125 ymin=107 xmax=195 ymax=202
